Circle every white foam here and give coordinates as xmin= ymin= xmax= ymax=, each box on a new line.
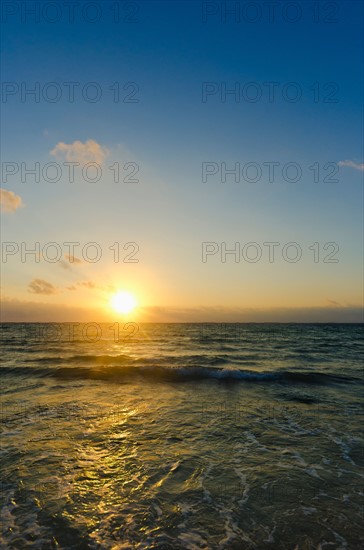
xmin=301 ymin=506 xmax=317 ymax=515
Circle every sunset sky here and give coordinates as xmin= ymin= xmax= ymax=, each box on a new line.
xmin=1 ymin=0 xmax=363 ymax=322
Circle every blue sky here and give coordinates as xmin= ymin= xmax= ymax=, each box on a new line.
xmin=1 ymin=0 xmax=363 ymax=321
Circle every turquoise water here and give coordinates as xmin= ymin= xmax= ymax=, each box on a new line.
xmin=1 ymin=323 xmax=363 ymax=549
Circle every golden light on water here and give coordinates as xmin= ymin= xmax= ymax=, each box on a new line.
xmin=110 ymin=291 xmax=137 ymax=314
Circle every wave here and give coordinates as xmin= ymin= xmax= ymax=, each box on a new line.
xmin=21 ymin=353 xmax=234 ymax=367
xmin=0 ymin=362 xmax=359 ymax=386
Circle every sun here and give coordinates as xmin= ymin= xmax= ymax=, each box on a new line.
xmin=110 ymin=291 xmax=137 ymax=314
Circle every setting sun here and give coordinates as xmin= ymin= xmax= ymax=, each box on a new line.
xmin=110 ymin=291 xmax=137 ymax=314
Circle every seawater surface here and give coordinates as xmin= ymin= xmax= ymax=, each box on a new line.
xmin=1 ymin=323 xmax=363 ymax=549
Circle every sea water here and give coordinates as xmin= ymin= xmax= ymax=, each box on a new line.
xmin=1 ymin=323 xmax=363 ymax=549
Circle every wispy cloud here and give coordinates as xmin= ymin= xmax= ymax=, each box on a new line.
xmin=77 ymin=281 xmax=97 ymax=289
xmin=76 ymin=281 xmax=113 ymax=291
xmin=327 ymin=299 xmax=341 ymax=306
xmin=50 ymin=139 xmax=109 ymax=165
xmin=28 ymin=279 xmax=58 ymax=295
xmin=0 ymin=188 xmax=23 ymax=213
xmin=59 ymin=260 xmax=72 ymax=270
xmin=65 ymin=254 xmax=82 ymax=264
xmin=338 ymin=160 xmax=364 ymax=172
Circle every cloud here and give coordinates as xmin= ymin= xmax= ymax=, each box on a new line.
xmin=67 ymin=285 xmax=77 ymax=291
xmin=59 ymin=260 xmax=72 ymax=270
xmin=59 ymin=255 xmax=83 ymax=270
xmin=76 ymin=281 xmax=115 ymax=291
xmin=0 ymin=188 xmax=23 ymax=213
xmin=75 ymin=281 xmax=113 ymax=291
xmin=50 ymin=139 xmax=109 ymax=165
xmin=77 ymin=281 xmax=97 ymax=289
xmin=0 ymin=296 xmax=97 ymax=322
xmin=327 ymin=299 xmax=341 ymax=306
xmin=65 ymin=254 xmax=82 ymax=264
xmin=28 ymin=279 xmax=58 ymax=295
xmin=1 ymin=300 xmax=363 ymax=323
xmin=139 ymin=305 xmax=364 ymax=323
xmin=338 ymin=160 xmax=364 ymax=172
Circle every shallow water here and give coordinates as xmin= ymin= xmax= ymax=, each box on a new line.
xmin=1 ymin=323 xmax=363 ymax=549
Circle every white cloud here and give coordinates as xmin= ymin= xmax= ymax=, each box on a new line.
xmin=50 ymin=139 xmax=109 ymax=165
xmin=338 ymin=160 xmax=364 ymax=172
xmin=0 ymin=188 xmax=23 ymax=213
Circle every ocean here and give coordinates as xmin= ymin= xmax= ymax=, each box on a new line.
xmin=1 ymin=323 xmax=363 ymax=549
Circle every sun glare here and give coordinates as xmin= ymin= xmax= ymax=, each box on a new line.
xmin=110 ymin=291 xmax=137 ymax=314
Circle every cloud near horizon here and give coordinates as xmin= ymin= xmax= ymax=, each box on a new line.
xmin=50 ymin=139 xmax=109 ymax=165
xmin=1 ymin=297 xmax=363 ymax=323
xmin=338 ymin=160 xmax=364 ymax=172
xmin=0 ymin=188 xmax=23 ymax=213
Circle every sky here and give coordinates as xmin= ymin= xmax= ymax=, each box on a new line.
xmin=1 ymin=0 xmax=363 ymax=322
